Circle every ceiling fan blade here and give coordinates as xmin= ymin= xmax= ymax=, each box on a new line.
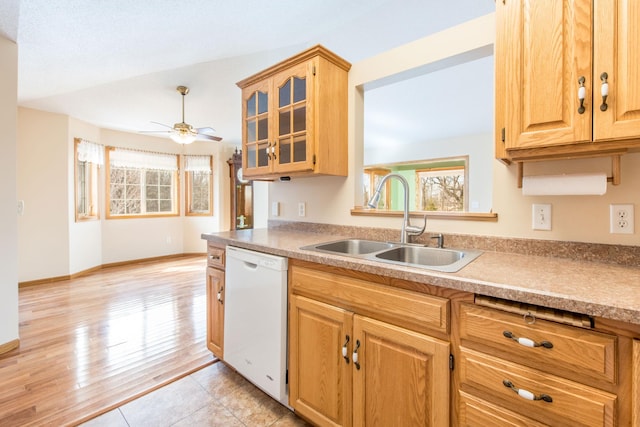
xmin=196 ymin=126 xmax=217 ymax=134
xmin=198 ymin=134 xmax=223 ymax=142
xmin=150 ymin=121 xmax=175 ymax=130
xmin=139 ymin=130 xmax=171 ymax=135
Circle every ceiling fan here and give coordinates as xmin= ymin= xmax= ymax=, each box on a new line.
xmin=142 ymin=85 xmax=222 ymax=144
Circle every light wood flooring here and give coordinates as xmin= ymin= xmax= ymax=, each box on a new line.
xmin=0 ymin=256 xmax=216 ymax=426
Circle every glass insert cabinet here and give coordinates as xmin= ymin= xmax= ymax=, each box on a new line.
xmin=237 ymin=45 xmax=351 ymax=179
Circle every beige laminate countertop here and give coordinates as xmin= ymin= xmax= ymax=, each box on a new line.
xmin=202 ymin=228 xmax=640 ymax=327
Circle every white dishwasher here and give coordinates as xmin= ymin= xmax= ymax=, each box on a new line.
xmin=224 ymin=246 xmax=289 ymax=405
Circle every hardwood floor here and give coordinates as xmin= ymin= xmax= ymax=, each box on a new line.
xmin=0 ymin=255 xmax=215 ymax=427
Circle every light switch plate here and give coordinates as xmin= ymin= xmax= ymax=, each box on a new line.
xmin=532 ymin=204 xmax=551 ymax=230
xmin=271 ymin=202 xmax=279 ymax=217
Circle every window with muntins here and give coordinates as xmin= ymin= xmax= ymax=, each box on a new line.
xmin=185 ymin=155 xmax=213 ymax=216
xmin=106 ymin=147 xmax=179 ymax=218
xmin=74 ymin=138 xmax=103 ymax=221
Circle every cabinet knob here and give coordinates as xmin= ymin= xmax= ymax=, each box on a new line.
xmin=577 ymin=76 xmax=586 ymax=114
xmin=217 ymin=286 xmax=223 ymax=304
xmin=600 ymin=72 xmax=609 ymax=112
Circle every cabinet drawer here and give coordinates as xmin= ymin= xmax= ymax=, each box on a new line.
xmin=459 ymin=390 xmax=547 ymax=427
xmin=207 ymin=245 xmax=225 ymax=269
xmin=459 ymin=304 xmax=616 ymax=384
xmin=290 ymin=265 xmax=448 ymax=335
xmin=459 ymin=347 xmax=616 ymax=427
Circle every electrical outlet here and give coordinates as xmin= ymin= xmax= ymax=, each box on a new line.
xmin=298 ymin=202 xmax=306 ymax=217
xmin=532 ymin=204 xmax=551 ymax=230
xmin=610 ymin=204 xmax=634 ymax=234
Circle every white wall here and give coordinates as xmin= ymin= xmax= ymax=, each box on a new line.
xmin=17 ymin=108 xmax=71 ymax=281
xmin=268 ymin=13 xmax=640 ymax=247
xmin=0 ymin=36 xmax=19 ymax=347
xmin=68 ymin=117 xmax=102 ymax=274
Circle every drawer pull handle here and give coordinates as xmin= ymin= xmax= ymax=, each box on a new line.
xmin=503 ymin=380 xmax=553 ymax=403
xmin=342 ymin=335 xmax=350 ymax=364
xmin=209 ymin=255 xmax=221 ymax=260
xmin=503 ymin=331 xmax=553 ymax=349
xmin=352 ymin=339 xmax=361 ymax=370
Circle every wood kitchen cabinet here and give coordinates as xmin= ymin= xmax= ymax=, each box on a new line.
xmin=206 ymin=244 xmax=225 ymax=358
xmin=236 ymin=45 xmax=351 ymax=179
xmin=289 ymin=261 xmax=451 ymax=426
xmin=457 ymin=300 xmax=636 ymax=426
xmin=496 ymin=0 xmax=640 ymax=162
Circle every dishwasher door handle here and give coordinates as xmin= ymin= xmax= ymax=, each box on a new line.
xmin=242 ymin=261 xmax=258 ymax=270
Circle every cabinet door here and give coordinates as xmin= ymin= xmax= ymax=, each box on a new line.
xmin=593 ymin=0 xmax=640 ymax=141
xmin=352 ymin=315 xmax=450 ymax=427
xmin=273 ymin=60 xmax=315 ymax=174
xmin=242 ymin=79 xmax=272 ymax=177
xmin=504 ymin=0 xmax=592 ymax=150
xmin=206 ymin=267 xmax=224 ymax=358
xmin=289 ymin=295 xmax=353 ymax=427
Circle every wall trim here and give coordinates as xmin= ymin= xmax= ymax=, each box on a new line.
xmin=19 ymin=253 xmax=206 ymax=288
xmin=0 ymin=339 xmax=19 ymax=356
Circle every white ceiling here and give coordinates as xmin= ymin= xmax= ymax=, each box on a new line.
xmin=1 ymin=0 xmax=495 ymax=145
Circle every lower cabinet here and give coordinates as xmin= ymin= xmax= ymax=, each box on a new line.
xmin=206 ymin=244 xmax=225 ymax=359
xmin=288 ymin=262 xmax=451 ymax=427
xmin=458 ymin=302 xmax=626 ymax=427
xmin=206 ymin=267 xmax=224 ymax=358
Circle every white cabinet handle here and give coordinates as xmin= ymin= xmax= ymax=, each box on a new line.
xmin=577 ymin=76 xmax=586 ymax=114
xmin=352 ymin=339 xmax=361 ymax=370
xmin=342 ymin=335 xmax=350 ymax=364
xmin=503 ymin=380 xmax=553 ymax=403
xmin=600 ymin=72 xmax=609 ymax=111
xmin=503 ymin=331 xmax=553 ymax=349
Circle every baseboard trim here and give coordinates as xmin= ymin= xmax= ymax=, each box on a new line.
xmin=19 ymin=253 xmax=207 ymax=288
xmin=0 ymin=338 xmax=20 ymax=356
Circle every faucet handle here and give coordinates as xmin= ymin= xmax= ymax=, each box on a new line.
xmin=406 ymin=214 xmax=427 ymax=236
xmin=430 ymin=233 xmax=444 ymax=248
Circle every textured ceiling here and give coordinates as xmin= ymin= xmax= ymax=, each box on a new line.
xmin=2 ymin=0 xmax=495 ymax=144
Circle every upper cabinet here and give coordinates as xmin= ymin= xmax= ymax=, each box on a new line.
xmin=237 ymin=45 xmax=351 ymax=179
xmin=496 ymin=0 xmax=640 ymax=162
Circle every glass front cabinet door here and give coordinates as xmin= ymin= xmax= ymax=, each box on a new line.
xmin=237 ymin=45 xmax=351 ymax=179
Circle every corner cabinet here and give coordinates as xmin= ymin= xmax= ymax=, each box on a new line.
xmin=237 ymin=45 xmax=351 ymax=179
xmin=496 ymin=0 xmax=640 ymax=162
xmin=289 ymin=261 xmax=451 ymax=427
xmin=206 ymin=243 xmax=225 ymax=358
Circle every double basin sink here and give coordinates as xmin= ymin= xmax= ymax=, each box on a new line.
xmin=302 ymin=238 xmax=482 ymax=273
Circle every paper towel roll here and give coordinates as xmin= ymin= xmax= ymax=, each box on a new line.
xmin=522 ymin=173 xmax=607 ymax=196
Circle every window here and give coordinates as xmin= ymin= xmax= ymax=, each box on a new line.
xmin=74 ymin=138 xmax=103 ymax=221
xmin=106 ymin=147 xmax=179 ymax=218
xmin=185 ymin=155 xmax=213 ymax=216
xmin=415 ymin=166 xmax=466 ymax=211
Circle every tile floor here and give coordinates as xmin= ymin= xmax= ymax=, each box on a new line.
xmin=80 ymin=361 xmax=311 ymax=427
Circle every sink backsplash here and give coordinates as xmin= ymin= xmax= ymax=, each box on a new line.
xmin=268 ymin=220 xmax=640 ymax=268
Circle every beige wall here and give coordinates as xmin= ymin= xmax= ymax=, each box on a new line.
xmin=17 ymin=109 xmax=238 ymax=281
xmin=0 ymin=36 xmax=19 ymax=346
xmin=268 ymin=14 xmax=640 ymax=247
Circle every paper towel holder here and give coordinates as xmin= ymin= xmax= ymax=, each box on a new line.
xmin=516 ymin=155 xmax=621 ymax=189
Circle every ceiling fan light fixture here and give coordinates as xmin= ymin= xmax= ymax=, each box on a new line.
xmin=170 ymin=131 xmax=197 ymax=144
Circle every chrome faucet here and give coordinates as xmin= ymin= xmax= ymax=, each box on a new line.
xmin=367 ymin=173 xmax=426 ymax=244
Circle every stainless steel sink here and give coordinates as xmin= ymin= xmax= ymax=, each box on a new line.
xmin=302 ymin=239 xmax=482 ymax=273
xmin=374 ymin=245 xmax=482 ymax=272
xmin=304 ymin=239 xmax=396 ymax=255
